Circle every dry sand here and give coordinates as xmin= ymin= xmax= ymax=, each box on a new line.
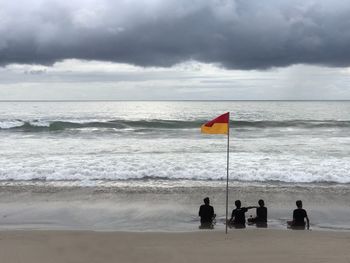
xmin=0 ymin=229 xmax=349 ymax=263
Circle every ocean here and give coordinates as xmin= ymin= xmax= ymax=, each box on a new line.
xmin=0 ymin=101 xmax=349 ymax=231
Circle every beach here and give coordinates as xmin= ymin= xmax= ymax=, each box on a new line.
xmin=1 ymin=101 xmax=350 ymax=261
xmin=1 ymin=230 xmax=349 ymax=263
xmin=0 ymin=184 xmax=349 ymax=263
xmin=0 ymin=182 xmax=349 ymax=231
xmin=3 ymin=0 xmax=350 ymax=260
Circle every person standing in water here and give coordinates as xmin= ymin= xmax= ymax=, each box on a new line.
xmin=199 ymin=197 xmax=215 ymax=229
xmin=248 ymin=199 xmax=267 ymax=227
xmin=229 ymin=200 xmax=255 ymax=229
xmin=288 ymin=200 xmax=310 ymax=230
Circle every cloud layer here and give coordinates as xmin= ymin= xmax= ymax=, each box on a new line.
xmin=1 ymin=0 xmax=350 ymax=69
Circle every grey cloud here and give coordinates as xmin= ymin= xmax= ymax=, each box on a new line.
xmin=1 ymin=0 xmax=350 ymax=69
xmin=25 ymin=69 xmax=47 ymax=75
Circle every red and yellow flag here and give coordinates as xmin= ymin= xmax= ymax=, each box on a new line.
xmin=201 ymin=112 xmax=229 ymax=134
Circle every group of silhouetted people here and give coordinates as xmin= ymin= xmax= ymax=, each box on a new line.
xmin=199 ymin=197 xmax=310 ymax=230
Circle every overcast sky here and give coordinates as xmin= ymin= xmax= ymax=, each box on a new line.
xmin=1 ymin=0 xmax=350 ymax=100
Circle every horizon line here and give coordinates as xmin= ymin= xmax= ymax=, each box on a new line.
xmin=1 ymin=99 xmax=350 ymax=102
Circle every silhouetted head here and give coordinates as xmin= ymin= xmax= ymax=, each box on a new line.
xmin=258 ymin=199 xmax=265 ymax=207
xmin=204 ymin=197 xmax=210 ymax=205
xmin=235 ymin=200 xmax=241 ymax=208
xmin=296 ymin=200 xmax=302 ymax=208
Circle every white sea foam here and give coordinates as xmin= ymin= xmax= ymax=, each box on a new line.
xmin=1 ymin=101 xmax=350 ymax=184
xmin=0 ymin=120 xmax=24 ymax=129
xmin=0 ymin=151 xmax=349 ymax=183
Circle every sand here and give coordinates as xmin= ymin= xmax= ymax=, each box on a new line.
xmin=0 ymin=229 xmax=349 ymax=263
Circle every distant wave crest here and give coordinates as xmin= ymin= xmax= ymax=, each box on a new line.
xmin=1 ymin=119 xmax=350 ymax=132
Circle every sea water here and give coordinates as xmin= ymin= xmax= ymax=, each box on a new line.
xmin=0 ymin=101 xmax=349 ymax=231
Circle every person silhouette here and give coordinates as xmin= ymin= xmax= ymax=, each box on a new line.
xmin=198 ymin=197 xmax=215 ymax=229
xmin=229 ymin=200 xmax=255 ymax=229
xmin=248 ymin=199 xmax=267 ymax=228
xmin=287 ymin=200 xmax=310 ymax=230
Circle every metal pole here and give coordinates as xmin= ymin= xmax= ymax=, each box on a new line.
xmin=225 ymin=112 xmax=230 ymax=234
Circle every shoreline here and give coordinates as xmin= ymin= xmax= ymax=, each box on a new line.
xmin=0 ymin=221 xmax=349 ymax=233
xmin=0 ymin=182 xmax=349 ymax=232
xmin=1 ymin=226 xmax=349 ymax=233
xmin=0 ymin=227 xmax=349 ymax=233
xmin=0 ymin=229 xmax=349 ymax=263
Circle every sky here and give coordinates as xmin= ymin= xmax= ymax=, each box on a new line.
xmin=1 ymin=0 xmax=350 ymax=100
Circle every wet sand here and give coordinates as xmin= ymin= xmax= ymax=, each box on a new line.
xmin=1 ymin=182 xmax=350 ymax=232
xmin=0 ymin=229 xmax=349 ymax=263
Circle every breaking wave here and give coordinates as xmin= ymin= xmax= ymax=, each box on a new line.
xmin=1 ymin=119 xmax=350 ymax=132
xmin=1 ymin=151 xmax=350 ymax=184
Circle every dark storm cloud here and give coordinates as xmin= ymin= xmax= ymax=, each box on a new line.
xmin=1 ymin=0 xmax=350 ymax=69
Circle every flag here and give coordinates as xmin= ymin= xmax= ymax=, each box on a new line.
xmin=201 ymin=112 xmax=229 ymax=134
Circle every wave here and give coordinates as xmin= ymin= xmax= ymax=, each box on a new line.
xmin=0 ymin=119 xmax=201 ymax=131
xmin=0 ymin=175 xmax=349 ymax=184
xmin=1 ymin=119 xmax=350 ymax=132
xmin=1 ymin=152 xmax=350 ymax=184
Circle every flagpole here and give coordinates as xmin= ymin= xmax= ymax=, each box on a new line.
xmin=225 ymin=112 xmax=230 ymax=234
